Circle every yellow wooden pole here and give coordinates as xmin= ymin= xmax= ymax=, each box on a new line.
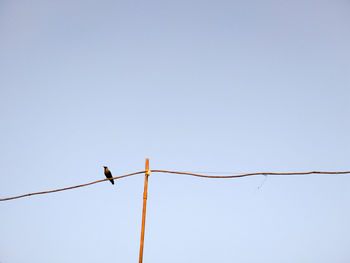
xmin=139 ymin=158 xmax=150 ymax=263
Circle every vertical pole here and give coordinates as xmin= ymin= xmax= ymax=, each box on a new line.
xmin=139 ymin=158 xmax=150 ymax=263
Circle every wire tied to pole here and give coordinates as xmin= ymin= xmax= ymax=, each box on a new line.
xmin=1 ymin=169 xmax=350 ymax=202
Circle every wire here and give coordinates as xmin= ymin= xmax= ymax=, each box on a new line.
xmin=0 ymin=170 xmax=349 ymax=202
xmin=152 ymin=170 xmax=350 ymax=178
xmin=0 ymin=171 xmax=145 ymax=202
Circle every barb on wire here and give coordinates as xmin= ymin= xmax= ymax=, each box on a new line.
xmin=1 ymin=170 xmax=349 ymax=202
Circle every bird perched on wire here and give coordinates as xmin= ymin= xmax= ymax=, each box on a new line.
xmin=103 ymin=166 xmax=114 ymax=185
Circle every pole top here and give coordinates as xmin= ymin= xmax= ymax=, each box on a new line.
xmin=145 ymin=158 xmax=151 ymax=176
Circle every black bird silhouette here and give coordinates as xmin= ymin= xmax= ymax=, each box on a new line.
xmin=103 ymin=166 xmax=114 ymax=185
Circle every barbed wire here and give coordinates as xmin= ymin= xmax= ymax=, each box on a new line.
xmin=1 ymin=170 xmax=349 ymax=202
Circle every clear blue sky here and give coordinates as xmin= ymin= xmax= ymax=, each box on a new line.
xmin=1 ymin=1 xmax=350 ymax=262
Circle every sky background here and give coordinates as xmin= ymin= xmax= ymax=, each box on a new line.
xmin=1 ymin=0 xmax=350 ymax=262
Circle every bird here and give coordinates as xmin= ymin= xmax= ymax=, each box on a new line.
xmin=103 ymin=166 xmax=114 ymax=185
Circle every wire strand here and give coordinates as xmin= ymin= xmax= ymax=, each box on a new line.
xmin=152 ymin=170 xmax=350 ymax=178
xmin=1 ymin=170 xmax=349 ymax=201
xmin=0 ymin=171 xmax=145 ymax=201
